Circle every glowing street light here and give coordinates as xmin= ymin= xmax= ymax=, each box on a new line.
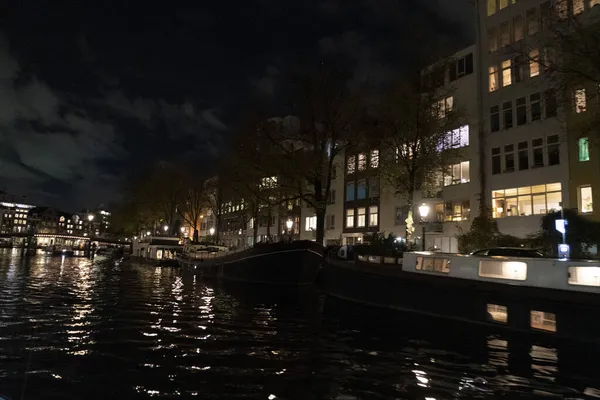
xmin=146 ymin=231 xmax=151 ymax=236
xmin=163 ymin=225 xmax=169 ymax=233
xmin=286 ymin=219 xmax=293 ymax=241
xmin=209 ymin=227 xmax=215 ymax=236
xmin=87 ymin=214 xmax=94 ymax=222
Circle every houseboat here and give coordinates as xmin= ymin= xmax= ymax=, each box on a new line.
xmin=321 ymin=251 xmax=600 ymax=343
xmin=177 ymin=240 xmax=323 ymax=286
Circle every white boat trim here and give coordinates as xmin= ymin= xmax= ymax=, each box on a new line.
xmin=401 ymin=251 xmax=600 ymax=294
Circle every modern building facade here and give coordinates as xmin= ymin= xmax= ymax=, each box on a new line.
xmin=478 ymin=0 xmax=573 ymax=238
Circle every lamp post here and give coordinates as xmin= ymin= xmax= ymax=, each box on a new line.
xmin=418 ymin=204 xmax=430 ymax=251
xmin=286 ymin=219 xmax=293 ymax=242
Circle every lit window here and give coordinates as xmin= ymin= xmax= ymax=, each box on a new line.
xmin=444 ymin=161 xmax=470 ymax=186
xmin=530 ymin=310 xmax=556 ymax=332
xmin=345 ymin=209 xmax=354 ymax=228
xmin=358 ymin=153 xmax=367 ymax=170
xmin=479 ymin=260 xmax=527 ymax=281
xmin=487 ymin=0 xmax=496 ymax=16
xmin=347 ymin=156 xmax=355 ymax=174
xmin=499 ymin=0 xmax=508 ymax=9
xmin=492 ymin=183 xmax=562 ymax=218
xmin=260 ymin=176 xmax=278 ymax=189
xmin=416 ymin=256 xmax=451 ymax=273
xmin=304 ymin=216 xmax=317 ymax=231
xmin=529 ymin=49 xmax=540 ymax=77
xmin=489 ymin=66 xmax=498 ymax=92
xmin=357 ymin=208 xmax=366 ymax=227
xmin=568 ymin=266 xmax=600 ymax=287
xmin=434 ymin=96 xmax=453 ymax=118
xmin=575 ymin=89 xmax=587 ymax=113
xmin=370 ymin=150 xmax=379 ymax=168
xmin=578 ymin=137 xmax=590 ymax=161
xmin=368 ymin=206 xmax=378 ymax=227
xmin=487 ymin=304 xmax=507 ymax=323
xmin=439 ymin=125 xmax=469 ymax=150
xmin=502 ymin=60 xmax=512 ymax=86
xmin=579 ymin=185 xmax=593 ymax=213
xmin=573 ymin=0 xmax=584 ymax=15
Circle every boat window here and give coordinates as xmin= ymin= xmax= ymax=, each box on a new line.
xmin=479 ymin=260 xmax=527 ymax=281
xmin=487 ymin=304 xmax=507 ymax=323
xmin=568 ymin=266 xmax=600 ymax=287
xmin=530 ymin=310 xmax=556 ymax=332
xmin=415 ymin=256 xmax=450 ymax=273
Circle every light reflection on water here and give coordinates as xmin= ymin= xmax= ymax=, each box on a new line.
xmin=0 ymin=249 xmax=599 ymax=399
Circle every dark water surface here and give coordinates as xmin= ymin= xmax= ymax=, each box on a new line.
xmin=0 ymin=250 xmax=599 ymax=399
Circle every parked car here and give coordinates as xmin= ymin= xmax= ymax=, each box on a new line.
xmin=470 ymin=247 xmax=545 ymax=258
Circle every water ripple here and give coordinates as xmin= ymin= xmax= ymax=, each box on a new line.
xmin=0 ymin=250 xmax=598 ymax=398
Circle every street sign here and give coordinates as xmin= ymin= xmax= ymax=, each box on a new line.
xmin=555 ymin=219 xmax=567 ymax=234
xmin=558 ymin=243 xmax=570 ymax=260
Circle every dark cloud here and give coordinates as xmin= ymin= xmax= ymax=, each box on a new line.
xmin=0 ymin=0 xmax=472 ymax=210
xmin=0 ymin=33 xmax=226 ymax=210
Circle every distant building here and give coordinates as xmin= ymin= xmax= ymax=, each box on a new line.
xmin=0 ymin=192 xmax=35 ymax=234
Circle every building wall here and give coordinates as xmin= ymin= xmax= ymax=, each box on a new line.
xmin=477 ymin=0 xmax=572 ymax=238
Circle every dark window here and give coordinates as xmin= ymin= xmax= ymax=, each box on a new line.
xmin=530 ymin=93 xmax=542 ymax=121
xmin=545 ymin=90 xmax=557 ymax=118
xmin=490 ymin=106 xmax=500 ymax=132
xmin=346 ymin=182 xmax=355 ymax=201
xmin=504 ymin=144 xmax=515 ymax=172
xmin=548 ymin=135 xmax=560 ymax=165
xmin=503 ymin=101 xmax=513 ymax=129
xmin=518 ymin=141 xmax=529 ymax=170
xmin=368 ymin=178 xmax=379 ymax=198
xmin=465 ymin=53 xmax=474 ymax=74
xmin=516 ymin=97 xmax=527 ymax=125
xmin=395 ymin=206 xmax=409 ymax=226
xmin=532 ymin=138 xmax=544 ymax=167
xmin=492 ymin=147 xmax=501 ymax=175
xmin=457 ymin=57 xmax=465 ymax=77
xmin=357 ymin=179 xmax=367 ymax=200
xmin=513 ymin=55 xmax=523 ymax=83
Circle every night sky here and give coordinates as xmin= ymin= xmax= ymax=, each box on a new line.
xmin=0 ymin=0 xmax=473 ymax=211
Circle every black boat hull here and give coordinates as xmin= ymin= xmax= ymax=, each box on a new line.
xmin=320 ymin=259 xmax=600 ymax=343
xmin=179 ymin=241 xmax=323 ymax=286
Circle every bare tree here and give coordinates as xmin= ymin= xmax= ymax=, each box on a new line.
xmin=253 ymin=65 xmax=362 ymax=245
xmin=176 ymin=171 xmax=207 ymax=243
xmin=371 ymin=75 xmax=465 ymax=245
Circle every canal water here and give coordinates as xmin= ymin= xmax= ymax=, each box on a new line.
xmin=0 ymin=250 xmax=599 ymax=399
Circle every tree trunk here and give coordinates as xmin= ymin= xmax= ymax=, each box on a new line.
xmin=266 ymin=207 xmax=272 ymax=240
xmin=405 ymin=197 xmax=414 ymax=250
xmin=193 ymin=228 xmax=199 ymax=243
xmin=315 ymin=208 xmax=326 ymax=246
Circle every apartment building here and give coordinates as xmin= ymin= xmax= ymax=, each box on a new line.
xmin=478 ymin=0 xmax=571 ymax=237
xmin=376 ymin=45 xmax=481 ymax=252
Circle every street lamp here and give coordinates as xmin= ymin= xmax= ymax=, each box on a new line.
xmin=146 ymin=231 xmax=151 ymax=236
xmin=209 ymin=227 xmax=215 ymax=236
xmin=163 ymin=225 xmax=169 ymax=234
xmin=418 ymin=203 xmax=430 ymax=251
xmin=87 ymin=214 xmax=94 ymax=222
xmin=286 ymin=219 xmax=293 ymax=242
